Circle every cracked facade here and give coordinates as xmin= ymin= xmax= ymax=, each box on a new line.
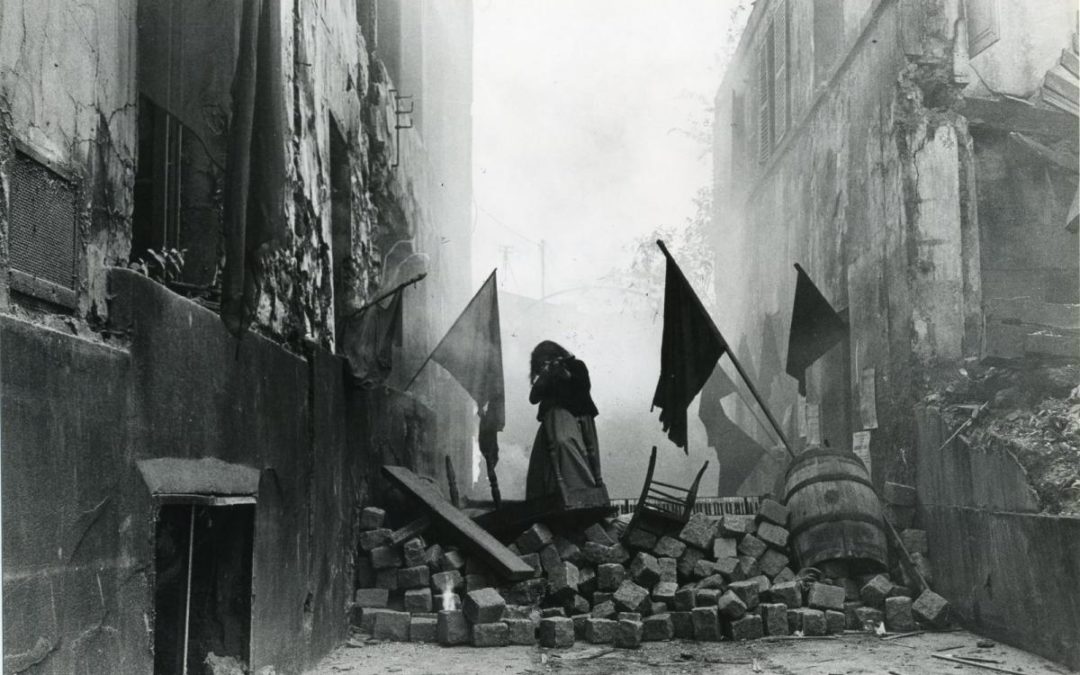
xmin=1 ymin=1 xmax=473 ymax=673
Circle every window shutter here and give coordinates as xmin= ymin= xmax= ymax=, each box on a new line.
xmin=774 ymin=0 xmax=789 ymax=141
xmin=757 ymin=37 xmax=772 ymax=166
xmin=731 ymin=90 xmax=745 ymax=179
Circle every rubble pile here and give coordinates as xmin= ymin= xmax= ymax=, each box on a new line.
xmin=349 ymin=500 xmax=951 ymax=648
xmin=926 ymin=359 xmax=1080 ymax=514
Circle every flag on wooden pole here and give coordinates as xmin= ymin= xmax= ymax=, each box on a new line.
xmin=652 ymin=243 xmax=726 ymax=452
xmin=785 ymin=263 xmax=848 ymax=395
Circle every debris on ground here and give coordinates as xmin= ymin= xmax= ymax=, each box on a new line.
xmin=925 ymin=358 xmax=1080 ymax=514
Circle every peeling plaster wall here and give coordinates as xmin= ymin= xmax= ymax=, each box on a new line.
xmin=712 ymin=0 xmax=981 ymax=492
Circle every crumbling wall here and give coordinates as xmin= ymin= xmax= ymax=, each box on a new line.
xmin=712 ymin=0 xmax=981 ymax=493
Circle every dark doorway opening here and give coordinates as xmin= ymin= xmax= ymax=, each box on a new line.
xmin=154 ymin=502 xmax=255 ymax=675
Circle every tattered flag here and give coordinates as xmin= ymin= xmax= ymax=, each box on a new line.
xmin=785 ymin=264 xmax=848 ymax=395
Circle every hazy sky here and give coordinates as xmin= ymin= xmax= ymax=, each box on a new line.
xmin=472 ymin=0 xmax=743 ymax=301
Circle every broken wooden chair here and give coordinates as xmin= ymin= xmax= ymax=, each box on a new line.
xmin=624 ymin=446 xmax=709 ymax=541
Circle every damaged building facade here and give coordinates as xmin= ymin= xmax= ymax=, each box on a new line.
xmin=0 ymin=1 xmax=473 ymax=673
xmin=712 ymin=0 xmax=1078 ymax=667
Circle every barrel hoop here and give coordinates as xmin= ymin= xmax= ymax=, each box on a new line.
xmin=784 ymin=471 xmax=877 ymax=501
xmin=785 ymin=449 xmax=868 ymax=478
xmin=789 ymin=511 xmax=885 ymax=540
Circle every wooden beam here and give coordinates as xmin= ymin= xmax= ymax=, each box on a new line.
xmin=1008 ymin=132 xmax=1079 ymax=174
xmin=962 ymin=96 xmax=1077 ymax=138
xmin=389 ymin=516 xmax=431 ymax=547
xmin=382 ymin=465 xmax=534 ymax=580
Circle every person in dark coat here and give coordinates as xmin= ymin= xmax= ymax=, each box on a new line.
xmin=525 ymin=340 xmax=603 ymax=499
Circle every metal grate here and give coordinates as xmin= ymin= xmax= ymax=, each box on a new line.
xmin=611 ymin=496 xmax=760 ymax=518
xmin=9 ymin=149 xmax=77 ymax=290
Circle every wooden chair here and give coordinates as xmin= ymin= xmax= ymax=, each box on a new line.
xmin=625 ymin=446 xmax=709 ymax=539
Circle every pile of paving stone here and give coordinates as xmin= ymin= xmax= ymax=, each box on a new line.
xmin=349 ymin=499 xmax=951 ymax=648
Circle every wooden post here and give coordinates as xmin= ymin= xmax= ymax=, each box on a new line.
xmin=181 ymin=505 xmax=195 ymax=675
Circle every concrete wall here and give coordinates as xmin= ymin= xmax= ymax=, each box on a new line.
xmin=916 ymin=405 xmax=1080 ymax=669
xmin=713 ymin=0 xmax=981 ymax=492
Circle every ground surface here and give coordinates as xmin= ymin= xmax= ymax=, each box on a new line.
xmin=307 ymin=629 xmax=1074 ymax=675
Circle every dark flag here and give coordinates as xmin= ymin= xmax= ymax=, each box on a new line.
xmin=697 ymin=363 xmax=768 ymax=494
xmin=341 ymin=288 xmax=405 ymax=386
xmin=221 ymin=0 xmax=288 ymax=337
xmin=652 ymin=243 xmax=726 ymax=452
xmin=424 ymin=271 xmax=505 ymax=505
xmin=785 ymin=264 xmax=848 ymax=395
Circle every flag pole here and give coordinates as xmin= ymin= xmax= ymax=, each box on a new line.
xmin=342 ymin=272 xmax=427 ymax=320
xmin=405 ymin=269 xmax=498 ymax=391
xmin=656 ymin=240 xmax=795 ymax=459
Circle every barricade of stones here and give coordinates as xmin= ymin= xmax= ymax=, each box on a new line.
xmin=349 ymin=500 xmax=950 ymax=647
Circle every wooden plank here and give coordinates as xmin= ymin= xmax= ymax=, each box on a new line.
xmin=985 ymin=296 xmax=1080 ymax=330
xmin=382 ymin=465 xmax=534 ymax=580
xmin=962 ymin=96 xmax=1076 ymax=137
xmin=389 ymin=515 xmax=431 ymax=546
xmin=1045 ymin=65 xmax=1079 ymax=104
xmin=1062 ymin=48 xmax=1079 ymax=78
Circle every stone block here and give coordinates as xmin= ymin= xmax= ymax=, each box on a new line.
xmin=564 ymin=593 xmax=590 ymax=616
xmin=679 ymin=513 xmax=720 ymax=550
xmin=539 ymin=617 xmax=575 ymax=648
xmin=772 ymin=567 xmax=795 ymax=584
xmin=614 ymin=580 xmax=650 ymax=613
xmin=883 ymin=481 xmax=917 ymax=507
xmin=464 ymin=574 xmax=490 ymax=593
xmin=912 ymin=590 xmax=950 ymax=628
xmin=541 ymin=607 xmax=566 ymax=618
xmin=370 ymin=546 xmax=403 ymax=570
xmin=648 ymin=601 xmax=667 ymax=616
xmin=642 ymin=613 xmax=674 ymax=641
xmin=860 ymin=575 xmax=893 ymax=609
xmin=755 ymin=521 xmax=790 ymax=549
xmin=727 ymin=614 xmax=763 ymax=641
xmin=729 ymin=580 xmax=760 ymax=609
xmin=404 ymin=588 xmax=433 ymax=613
xmin=652 ymin=581 xmax=677 ymax=604
xmin=901 ymin=529 xmax=928 ymax=555
xmin=439 ymin=549 xmax=466 ymax=572
xmin=354 ymin=588 xmax=389 ymax=608
xmin=437 ymin=609 xmax=469 ymax=645
xmin=578 ymin=565 xmax=597 ymax=596
xmin=692 ymin=559 xmax=719 ymax=580
xmin=360 ymin=528 xmax=392 ymax=551
xmin=756 ymin=499 xmax=789 ymax=526
xmin=624 ymin=527 xmax=657 ymax=551
xmin=677 ymin=547 xmax=706 ymax=578
xmin=547 ymin=561 xmax=580 ymax=599
xmin=584 ymin=522 xmax=615 ymax=546
xmin=607 ymin=543 xmax=630 ymax=564
xmin=691 ymin=606 xmax=721 ymax=641
xmin=843 ymin=601 xmax=863 ymax=629
xmin=555 ymin=536 xmax=584 ymax=566
xmin=505 ymin=617 xmax=537 ymax=645
xmin=423 ymin=544 xmax=443 ymax=571
xmin=712 ymin=537 xmax=738 ymax=560
xmin=797 ymin=608 xmax=826 ymax=636
xmin=653 ymin=535 xmax=686 ymax=559
xmin=472 ymin=622 xmax=509 ymax=647
xmin=761 ymin=602 xmax=788 ymax=635
xmin=359 ymin=507 xmax=386 ymax=530
xmin=885 ymin=596 xmax=916 ymax=632
xmin=737 ymin=533 xmax=768 ymax=559
xmin=515 ymin=523 xmax=554 ymax=554
xmin=583 ymin=542 xmax=612 ymax=565
xmin=717 ymin=590 xmax=747 ymax=620
xmin=409 ymin=616 xmax=438 ymax=643
xmin=698 ymin=574 xmax=725 ymax=590
xmin=398 ymin=565 xmax=430 ymax=589
xmin=374 ymin=569 xmax=399 ymax=591
xmin=671 ymin=611 xmax=694 ymax=639
xmin=759 ymin=549 xmax=789 ymax=578
xmin=403 ymin=538 xmax=426 ymax=568
xmin=719 ymin=514 xmax=754 ymax=537
xmin=824 ymin=610 xmax=846 ymax=634
xmin=855 ymin=606 xmax=884 ymax=631
xmin=373 ymin=610 xmax=410 ymax=641
xmin=518 ymin=552 xmax=542 ymax=578
xmin=767 ymin=581 xmax=801 ymax=608
xmin=572 ymin=613 xmax=590 ymax=640
xmin=695 ymin=588 xmax=721 ymax=606
xmin=597 ymin=563 xmax=625 ymax=591
xmin=614 ymin=619 xmax=643 ymax=648
xmin=503 ymin=578 xmax=546 ymax=606
xmin=658 ymin=557 xmax=677 ymax=583
xmin=673 ymin=587 xmax=696 ymax=611
xmin=737 ymin=556 xmax=760 ymax=578
xmin=539 ymin=544 xmax=562 ymax=574
xmin=786 ymin=608 xmax=801 ymax=634
xmin=585 ymin=617 xmax=617 ymax=644
xmin=593 ymin=591 xmax=614 ymax=606
xmin=437 ymin=592 xmax=460 ymax=612
xmin=807 ymin=582 xmax=845 ymax=611
xmin=359 ymin=607 xmax=391 ymax=633
xmin=590 ymin=600 xmax=616 ymax=619
xmin=748 ymin=575 xmax=771 ymax=595
xmin=712 ymin=556 xmax=742 ymax=580
xmin=463 ymin=587 xmax=506 ymax=624
xmin=617 ymin=612 xmax=642 ymax=622
xmin=629 ymin=552 xmax=662 ymax=588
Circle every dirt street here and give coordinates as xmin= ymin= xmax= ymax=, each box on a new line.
xmin=307 ymin=628 xmax=1074 ymax=675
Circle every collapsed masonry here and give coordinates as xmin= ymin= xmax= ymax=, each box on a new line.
xmin=348 ymin=499 xmax=951 ymax=648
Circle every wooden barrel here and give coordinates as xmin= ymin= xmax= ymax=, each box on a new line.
xmin=784 ymin=447 xmax=888 ymax=571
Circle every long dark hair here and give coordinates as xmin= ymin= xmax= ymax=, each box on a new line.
xmin=530 ymin=340 xmax=573 ymax=383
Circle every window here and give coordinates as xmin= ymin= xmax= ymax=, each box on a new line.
xmin=7 ymin=141 xmax=79 ymax=309
xmin=965 ymin=0 xmax=1000 ymax=57
xmin=814 ymin=0 xmax=843 ymax=86
xmin=755 ymin=0 xmax=792 ymax=168
xmin=731 ymin=90 xmax=746 ymax=183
